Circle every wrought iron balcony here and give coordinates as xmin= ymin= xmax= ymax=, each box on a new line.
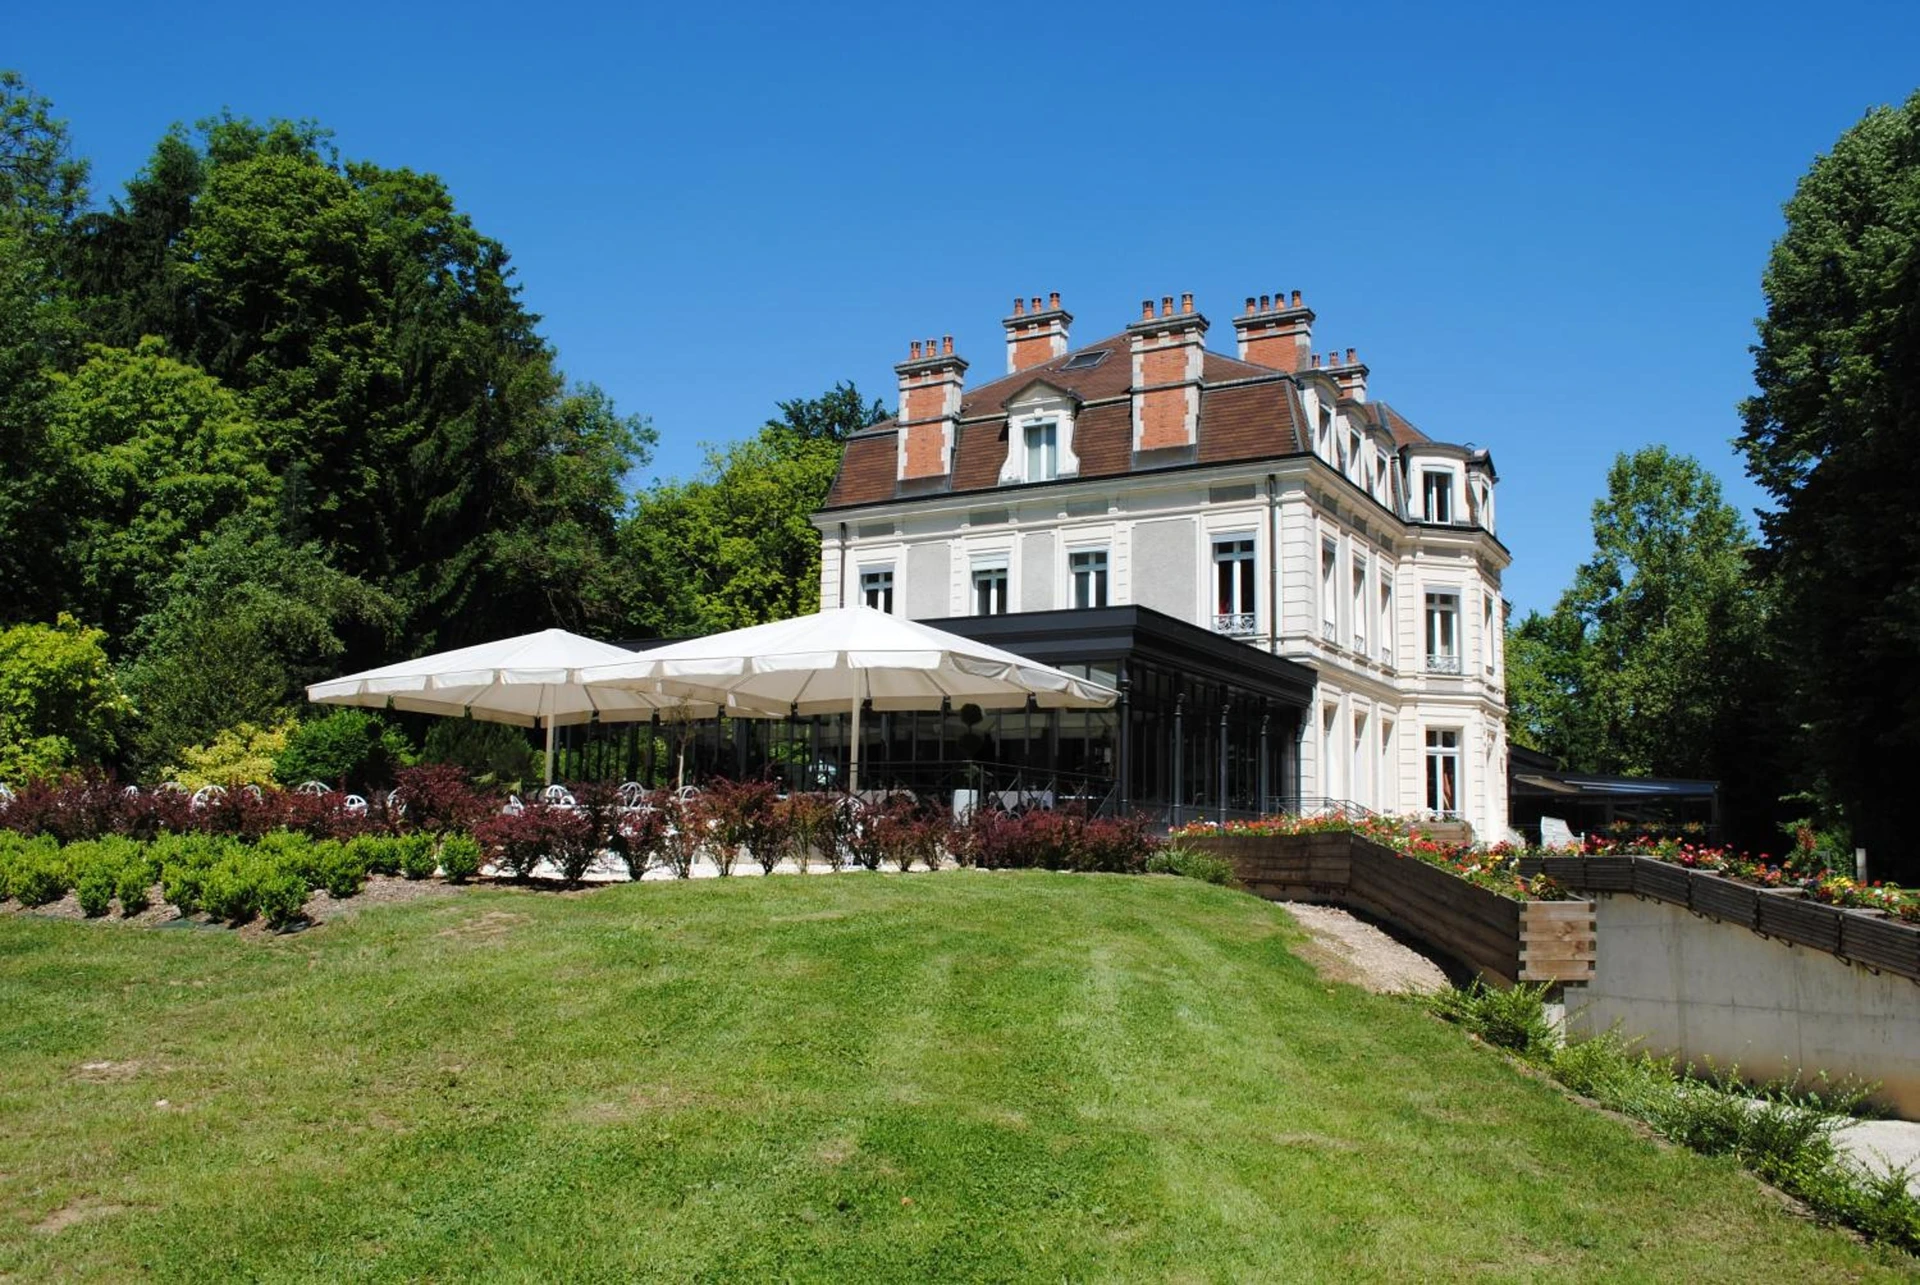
xmin=1213 ymin=612 xmax=1257 ymax=638
xmin=1426 ymin=653 xmax=1463 ymax=675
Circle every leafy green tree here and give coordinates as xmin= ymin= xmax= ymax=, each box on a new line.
xmin=0 ymin=615 xmax=131 ymax=783
xmin=1738 ymin=90 xmax=1920 ymax=878
xmin=42 ymin=338 xmax=277 ymax=640
xmin=0 ymin=225 xmax=76 ymax=626
xmin=612 ymin=385 xmax=881 ymax=637
xmin=119 ymin=521 xmax=398 ymax=771
xmin=1506 ymin=448 xmax=1781 ymax=844
xmin=272 ymin=709 xmax=413 ymax=791
xmin=0 ymin=70 xmax=88 ymax=229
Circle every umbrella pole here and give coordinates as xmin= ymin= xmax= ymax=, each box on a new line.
xmin=850 ymin=695 xmax=862 ymax=797
xmin=544 ymin=719 xmax=557 ymax=786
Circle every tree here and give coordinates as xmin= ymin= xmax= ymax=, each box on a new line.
xmin=1506 ymin=448 xmax=1780 ymax=844
xmin=42 ymin=338 xmax=277 ymax=641
xmin=119 ymin=521 xmax=398 ymax=771
xmin=0 ymin=70 xmax=89 ymax=230
xmin=0 ymin=615 xmax=130 ymax=783
xmin=613 ymin=385 xmax=877 ymax=637
xmin=1738 ymin=90 xmax=1920 ymax=878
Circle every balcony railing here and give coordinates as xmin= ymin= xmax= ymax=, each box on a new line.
xmin=1322 ymin=620 xmax=1337 ymax=643
xmin=1213 ymin=612 xmax=1257 ymax=638
xmin=1353 ymin=633 xmax=1367 ymax=654
xmin=1425 ymin=653 xmax=1463 ymax=675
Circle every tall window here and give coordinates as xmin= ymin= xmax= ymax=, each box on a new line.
xmin=1423 ymin=470 xmax=1453 ymax=523
xmin=1351 ymin=556 xmax=1368 ymax=653
xmin=860 ymin=567 xmax=894 ymax=613
xmin=1352 ymin=711 xmax=1370 ymax=806
xmin=1482 ymin=596 xmax=1497 ymax=674
xmin=1069 ymin=549 xmax=1108 ymax=609
xmin=972 ymin=562 xmax=1008 ymax=616
xmin=1212 ymin=537 xmax=1256 ymax=635
xmin=1025 ymin=421 xmax=1058 ymax=482
xmin=1425 ymin=728 xmax=1461 ymax=817
xmin=1320 ymin=541 xmax=1338 ymax=642
xmin=1379 ymin=577 xmax=1395 ymax=666
xmin=1379 ymin=718 xmax=1396 ymax=810
xmin=1425 ymin=590 xmax=1460 ymax=673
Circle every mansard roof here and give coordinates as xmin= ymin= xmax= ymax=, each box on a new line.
xmin=823 ymin=333 xmax=1310 ymax=510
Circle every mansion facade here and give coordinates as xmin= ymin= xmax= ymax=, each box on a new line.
xmin=813 ymin=290 xmax=1511 ymax=838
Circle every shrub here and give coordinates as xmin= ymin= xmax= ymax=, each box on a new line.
xmin=615 ymin=804 xmax=669 ymax=880
xmin=703 ymin=777 xmax=781 ymax=876
xmin=256 ymin=866 xmax=310 ymax=930
xmin=656 ymin=795 xmax=705 ymax=879
xmin=1429 ymin=982 xmax=1557 ymax=1059
xmin=8 ymin=847 xmax=69 ymax=906
xmin=1147 ymin=847 xmax=1236 ymax=886
xmin=199 ymin=854 xmax=262 ymax=923
xmin=390 ymin=764 xmax=494 ymax=835
xmin=421 ymin=718 xmax=536 ymax=786
xmin=318 ymin=844 xmax=369 ymax=898
xmin=870 ymin=795 xmax=944 ymax=873
xmin=436 ymin=833 xmax=481 ymax=883
xmin=396 ymin=833 xmax=437 ymax=880
xmin=348 ymin=835 xmax=400 ymax=876
xmin=273 ymin=708 xmax=414 ymax=793
xmin=781 ymin=792 xmax=841 ymax=873
xmin=75 ymin=866 xmax=115 ymax=917
xmin=474 ymin=803 xmax=597 ymax=883
xmin=164 ymin=720 xmax=294 ymax=790
xmin=115 ymin=859 xmax=153 ymax=916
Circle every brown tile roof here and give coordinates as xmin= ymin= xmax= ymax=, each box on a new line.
xmin=824 ymin=331 xmax=1328 ymax=510
xmin=1374 ymin=402 xmax=1430 ymax=448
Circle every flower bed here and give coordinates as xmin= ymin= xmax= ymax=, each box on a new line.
xmin=1559 ymin=833 xmax=1920 ymax=925
xmin=1172 ymin=814 xmax=1566 ymax=902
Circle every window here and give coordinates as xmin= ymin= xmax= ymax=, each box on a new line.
xmin=860 ymin=567 xmax=894 ymax=613
xmin=1379 ymin=577 xmax=1395 ymax=666
xmin=1351 ymin=556 xmax=1368 ymax=654
xmin=1425 ymin=590 xmax=1460 ymax=673
xmin=1060 ymin=349 xmax=1110 ymax=371
xmin=1379 ymin=719 xmax=1396 ymax=810
xmin=1069 ymin=549 xmax=1108 ymax=609
xmin=1423 ymin=470 xmax=1453 ymax=523
xmin=972 ymin=562 xmax=1008 ymax=616
xmin=1483 ymin=596 xmax=1497 ymax=674
xmin=1320 ymin=541 xmax=1338 ymax=642
xmin=1212 ymin=537 xmax=1256 ymax=636
xmin=1352 ymin=711 xmax=1370 ymax=805
xmin=1425 ymin=729 xmax=1461 ymax=817
xmin=1025 ymin=421 xmax=1058 ymax=482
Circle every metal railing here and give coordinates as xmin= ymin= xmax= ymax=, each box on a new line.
xmin=1425 ymin=653 xmax=1463 ymax=675
xmin=1213 ymin=612 xmax=1257 ymax=637
xmin=1322 ymin=620 xmax=1337 ymax=643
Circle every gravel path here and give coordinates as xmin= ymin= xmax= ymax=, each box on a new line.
xmin=1280 ymin=900 xmax=1451 ymax=995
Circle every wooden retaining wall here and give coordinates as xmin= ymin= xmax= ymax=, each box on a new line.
xmin=1188 ymin=833 xmax=1592 ymax=988
xmin=1518 ymin=855 xmax=1920 ymax=983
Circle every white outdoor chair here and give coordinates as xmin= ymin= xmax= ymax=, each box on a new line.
xmin=0 ymin=783 xmax=13 ymax=805
xmin=295 ymin=780 xmax=332 ymax=796
xmin=121 ymin=785 xmax=140 ymax=798
xmin=617 ymin=781 xmax=647 ymax=808
xmin=242 ymin=784 xmax=264 ymax=802
xmin=543 ymin=784 xmax=578 ymax=807
xmin=190 ymin=784 xmax=227 ymax=810
xmin=343 ymin=794 xmax=369 ymax=816
xmin=503 ymin=795 xmax=526 ymax=816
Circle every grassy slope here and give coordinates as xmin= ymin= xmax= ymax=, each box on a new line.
xmin=0 ymin=872 xmax=1904 ymax=1282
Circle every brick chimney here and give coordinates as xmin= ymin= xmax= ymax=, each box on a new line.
xmin=1128 ymin=293 xmax=1208 ymax=452
xmin=1232 ymin=289 xmax=1314 ymax=372
xmin=1003 ymin=292 xmax=1072 ymax=374
xmin=1327 ymin=347 xmax=1369 ymax=402
xmin=894 ymin=335 xmax=967 ymax=481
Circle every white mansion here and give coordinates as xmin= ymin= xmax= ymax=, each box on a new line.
xmin=813 ymin=290 xmax=1510 ymax=838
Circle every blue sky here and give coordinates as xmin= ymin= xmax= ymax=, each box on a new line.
xmin=12 ymin=1 xmax=1919 ymax=615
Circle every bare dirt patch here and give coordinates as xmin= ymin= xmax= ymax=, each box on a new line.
xmin=1281 ymin=902 xmax=1450 ymax=995
xmin=32 ymin=1199 xmax=131 ymax=1235
xmin=71 ymin=1060 xmax=152 ymax=1084
xmin=436 ymin=909 xmax=530 ymax=943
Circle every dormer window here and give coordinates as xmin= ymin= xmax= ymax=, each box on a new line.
xmin=1025 ymin=421 xmax=1059 ymax=482
xmin=1422 ymin=469 xmax=1453 ymax=523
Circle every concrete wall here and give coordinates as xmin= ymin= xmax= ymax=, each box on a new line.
xmin=1564 ymin=892 xmax=1920 ymax=1118
xmin=1131 ymin=517 xmax=1195 ymax=621
xmin=1019 ymin=531 xmax=1054 ymax=612
xmin=905 ymin=541 xmax=949 ymax=619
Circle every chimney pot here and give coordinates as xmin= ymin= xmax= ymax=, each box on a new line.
xmin=1161 ymin=295 xmax=1173 ymax=317
xmin=1311 ymin=353 xmax=1321 ymax=368
xmin=1181 ymin=292 xmax=1194 ymax=314
xmin=1246 ymin=296 xmax=1257 ymax=315
xmin=1031 ymin=296 xmax=1042 ymax=313
xmin=1141 ymin=299 xmax=1154 ymax=320
xmin=910 ymin=340 xmax=921 ymax=359
xmin=1291 ymin=290 xmax=1302 ymax=308
xmin=1258 ymin=294 xmax=1269 ymax=312
xmin=1048 ymin=291 xmax=1060 ymax=310
xmin=1013 ymin=297 xmax=1025 ymax=316
xmin=942 ymin=335 xmax=954 ymax=356
xmin=1346 ymin=347 xmax=1357 ymax=365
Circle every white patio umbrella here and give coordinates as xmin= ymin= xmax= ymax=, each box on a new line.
xmin=577 ymin=606 xmax=1118 ymax=792
xmin=306 ymin=628 xmax=710 ymax=784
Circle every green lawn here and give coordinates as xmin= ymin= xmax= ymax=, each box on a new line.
xmin=0 ymin=872 xmax=1905 ymax=1281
